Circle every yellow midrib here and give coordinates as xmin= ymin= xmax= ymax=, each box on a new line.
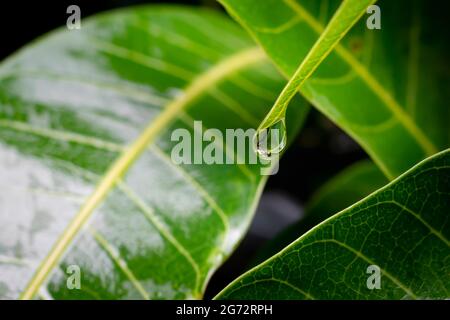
xmin=284 ymin=0 xmax=438 ymax=156
xmin=20 ymin=46 xmax=266 ymax=299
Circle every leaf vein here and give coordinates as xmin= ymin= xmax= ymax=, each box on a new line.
xmin=19 ymin=46 xmax=265 ymax=299
xmin=88 ymin=226 xmax=151 ymax=300
xmin=116 ymin=182 xmax=202 ymax=295
xmin=283 ymin=0 xmax=438 ymax=156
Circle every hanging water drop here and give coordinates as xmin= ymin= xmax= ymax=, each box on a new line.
xmin=253 ymin=119 xmax=287 ymax=161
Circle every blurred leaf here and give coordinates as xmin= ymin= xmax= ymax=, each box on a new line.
xmin=306 ymin=159 xmax=387 ymax=221
xmin=256 ymin=0 xmax=376 ymax=133
xmin=216 ymin=149 xmax=450 ymax=299
xmin=219 ymin=0 xmax=449 ymax=179
xmin=0 ymin=6 xmax=308 ymax=299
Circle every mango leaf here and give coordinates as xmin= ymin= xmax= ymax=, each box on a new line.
xmin=256 ymin=0 xmax=375 ymax=134
xmin=216 ymin=149 xmax=450 ymax=299
xmin=0 ymin=6 xmax=308 ymax=299
xmin=252 ymin=160 xmax=388 ymax=265
xmin=219 ymin=0 xmax=449 ymax=179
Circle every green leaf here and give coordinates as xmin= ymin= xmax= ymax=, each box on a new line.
xmin=0 ymin=6 xmax=308 ymax=299
xmin=216 ymin=149 xmax=450 ymax=299
xmin=256 ymin=0 xmax=376 ymax=132
xmin=219 ymin=0 xmax=449 ymax=179
xmin=252 ymin=160 xmax=388 ymax=265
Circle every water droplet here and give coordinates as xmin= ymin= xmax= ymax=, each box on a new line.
xmin=253 ymin=119 xmax=287 ymax=160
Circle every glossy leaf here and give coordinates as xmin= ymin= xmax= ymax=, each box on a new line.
xmin=219 ymin=0 xmax=449 ymax=179
xmin=253 ymin=160 xmax=388 ymax=265
xmin=257 ymin=0 xmax=376 ymax=133
xmin=0 ymin=6 xmax=308 ymax=299
xmin=216 ymin=149 xmax=450 ymax=299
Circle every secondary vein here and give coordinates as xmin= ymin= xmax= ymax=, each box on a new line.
xmin=284 ymin=0 xmax=437 ymax=156
xmin=88 ymin=227 xmax=151 ymax=300
xmin=19 ymin=46 xmax=266 ymax=300
xmin=0 ymin=119 xmax=125 ymax=153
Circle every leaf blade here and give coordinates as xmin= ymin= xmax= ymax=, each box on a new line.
xmin=219 ymin=0 xmax=449 ymax=178
xmin=216 ymin=149 xmax=450 ymax=299
xmin=19 ymin=46 xmax=267 ymax=300
xmin=0 ymin=6 xmax=308 ymax=299
xmin=257 ymin=0 xmax=377 ymax=132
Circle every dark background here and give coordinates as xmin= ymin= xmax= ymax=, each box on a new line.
xmin=0 ymin=0 xmax=367 ymax=298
